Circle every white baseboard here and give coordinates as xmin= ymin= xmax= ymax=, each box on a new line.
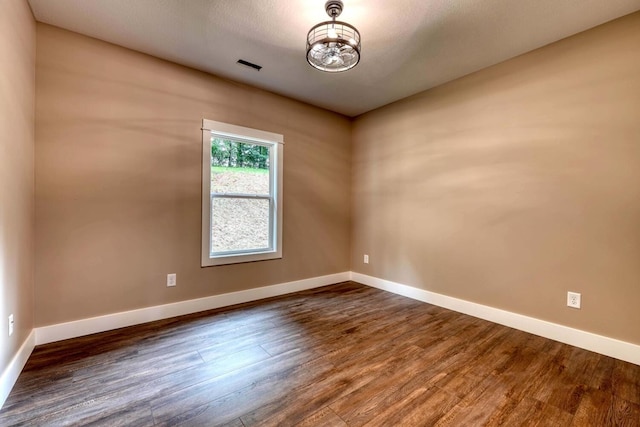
xmin=36 ymin=272 xmax=350 ymax=346
xmin=0 ymin=330 xmax=35 ymax=410
xmin=351 ymin=272 xmax=640 ymax=366
xmin=20 ymin=269 xmax=640 ymax=398
xmin=4 ymin=270 xmax=639 ymax=411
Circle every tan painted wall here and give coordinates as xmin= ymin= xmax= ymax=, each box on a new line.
xmin=0 ymin=0 xmax=36 ymax=372
xmin=35 ymin=24 xmax=351 ymax=326
xmin=352 ymin=12 xmax=640 ymax=344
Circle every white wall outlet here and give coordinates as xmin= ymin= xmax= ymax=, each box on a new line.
xmin=167 ymin=273 xmax=177 ymax=287
xmin=567 ymin=291 xmax=581 ymax=309
xmin=8 ymin=314 xmax=14 ymax=336
xmin=363 ymin=254 xmax=369 ymax=264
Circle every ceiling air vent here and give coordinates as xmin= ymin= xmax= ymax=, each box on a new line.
xmin=237 ymin=59 xmax=262 ymax=71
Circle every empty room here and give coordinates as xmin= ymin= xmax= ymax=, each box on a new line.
xmin=2 ymin=0 xmax=640 ymax=425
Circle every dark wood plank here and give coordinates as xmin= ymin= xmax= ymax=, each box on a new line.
xmin=297 ymin=407 xmax=347 ymax=427
xmin=152 ymin=351 xmax=336 ymax=426
xmin=613 ymin=359 xmax=640 ymax=406
xmin=498 ymin=397 xmax=573 ymax=426
xmin=572 ymin=387 xmax=640 ymax=426
xmin=2 ymin=281 xmax=640 ymax=426
xmin=361 ymin=385 xmax=460 ymax=427
xmin=238 ymin=345 xmax=428 ymax=426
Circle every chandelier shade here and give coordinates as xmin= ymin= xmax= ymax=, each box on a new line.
xmin=306 ymin=1 xmax=361 ymax=73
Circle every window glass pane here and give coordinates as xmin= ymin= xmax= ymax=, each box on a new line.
xmin=211 ymin=138 xmax=270 ymax=195
xmin=202 ymin=120 xmax=282 ymax=267
xmin=211 ymin=198 xmax=270 ymax=253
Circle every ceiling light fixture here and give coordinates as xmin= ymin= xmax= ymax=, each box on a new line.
xmin=306 ymin=0 xmax=361 ymax=73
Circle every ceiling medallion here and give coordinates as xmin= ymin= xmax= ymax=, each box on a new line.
xmin=306 ymin=0 xmax=361 ymax=72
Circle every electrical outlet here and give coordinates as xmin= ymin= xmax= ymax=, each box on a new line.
xmin=8 ymin=314 xmax=14 ymax=336
xmin=167 ymin=273 xmax=177 ymax=287
xmin=364 ymin=254 xmax=369 ymax=264
xmin=567 ymin=292 xmax=581 ymax=309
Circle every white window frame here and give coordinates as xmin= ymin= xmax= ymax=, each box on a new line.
xmin=201 ymin=119 xmax=283 ymax=267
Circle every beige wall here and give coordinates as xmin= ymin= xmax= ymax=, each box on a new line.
xmin=30 ymin=10 xmax=640 ymax=346
xmin=352 ymin=12 xmax=640 ymax=344
xmin=35 ymin=24 xmax=351 ymax=326
xmin=0 ymin=0 xmax=36 ymax=373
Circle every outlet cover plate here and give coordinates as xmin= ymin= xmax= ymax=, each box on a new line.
xmin=567 ymin=291 xmax=581 ymax=309
xmin=8 ymin=314 xmax=14 ymax=336
xmin=167 ymin=273 xmax=177 ymax=287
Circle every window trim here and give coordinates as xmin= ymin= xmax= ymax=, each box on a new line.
xmin=201 ymin=119 xmax=283 ymax=267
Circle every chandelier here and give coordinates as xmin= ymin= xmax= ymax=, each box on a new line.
xmin=306 ymin=0 xmax=361 ymax=72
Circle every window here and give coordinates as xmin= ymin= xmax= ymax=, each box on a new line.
xmin=201 ymin=119 xmax=283 ymax=266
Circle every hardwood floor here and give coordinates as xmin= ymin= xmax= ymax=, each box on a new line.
xmin=2 ymin=281 xmax=640 ymax=426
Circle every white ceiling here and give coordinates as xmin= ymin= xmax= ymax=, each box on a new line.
xmin=28 ymin=0 xmax=640 ymax=117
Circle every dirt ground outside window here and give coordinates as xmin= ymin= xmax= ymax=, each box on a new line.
xmin=211 ymin=168 xmax=271 ymax=252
